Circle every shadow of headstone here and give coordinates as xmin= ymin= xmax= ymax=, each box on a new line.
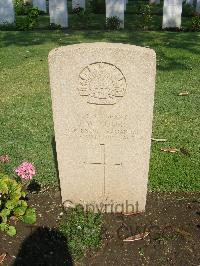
xmin=52 ymin=136 xmax=59 ymax=180
xmin=14 ymin=227 xmax=73 ymax=266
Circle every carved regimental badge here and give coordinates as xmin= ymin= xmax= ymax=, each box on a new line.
xmin=78 ymin=62 xmax=126 ymax=105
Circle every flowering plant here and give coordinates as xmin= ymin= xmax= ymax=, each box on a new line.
xmin=0 ymin=155 xmax=9 ymax=163
xmin=15 ymin=161 xmax=36 ymax=181
xmin=0 ymin=156 xmax=37 ymax=236
xmin=0 ymin=174 xmax=36 ymax=236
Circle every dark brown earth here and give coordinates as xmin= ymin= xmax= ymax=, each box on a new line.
xmin=0 ymin=188 xmax=200 ymax=266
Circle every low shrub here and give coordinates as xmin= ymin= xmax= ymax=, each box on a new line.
xmin=191 ymin=15 xmax=200 ymax=31
xmin=59 ymin=205 xmax=103 ymax=260
xmin=106 ymin=16 xmax=122 ymax=30
xmin=49 ymin=23 xmax=62 ymax=30
xmin=0 ymin=155 xmax=37 ymax=236
xmin=73 ymin=8 xmax=91 ymax=29
xmin=72 ymin=7 xmax=85 ymax=14
xmin=89 ymin=0 xmax=105 ymax=14
xmin=140 ymin=4 xmax=152 ymax=30
xmin=16 ymin=7 xmax=39 ymax=30
xmin=0 ymin=174 xmax=36 ymax=236
xmin=136 ymin=1 xmax=143 ymax=14
xmin=182 ymin=3 xmax=195 ymax=17
xmin=14 ymin=0 xmax=32 ymax=15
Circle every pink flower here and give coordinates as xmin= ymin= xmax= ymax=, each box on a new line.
xmin=0 ymin=155 xmax=10 ymax=163
xmin=15 ymin=161 xmax=36 ymax=180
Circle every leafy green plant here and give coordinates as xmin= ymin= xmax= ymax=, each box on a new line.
xmin=140 ymin=4 xmax=152 ymax=30
xmin=59 ymin=205 xmax=103 ymax=260
xmin=72 ymin=7 xmax=85 ymax=14
xmin=136 ymin=1 xmax=143 ymax=14
xmin=26 ymin=7 xmax=40 ymax=29
xmin=191 ymin=15 xmax=200 ymax=31
xmin=73 ymin=7 xmax=91 ymax=29
xmin=89 ymin=0 xmax=105 ymax=14
xmin=0 ymin=174 xmax=36 ymax=236
xmin=49 ymin=23 xmax=62 ymax=30
xmin=106 ymin=16 xmax=122 ymax=30
xmin=14 ymin=0 xmax=32 ymax=15
xmin=16 ymin=7 xmax=39 ymax=30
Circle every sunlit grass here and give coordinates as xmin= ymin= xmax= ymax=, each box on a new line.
xmin=0 ymin=29 xmax=199 ymax=191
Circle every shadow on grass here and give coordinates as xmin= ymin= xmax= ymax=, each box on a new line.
xmin=0 ymin=30 xmax=199 ymax=73
xmin=14 ymin=227 xmax=73 ymax=266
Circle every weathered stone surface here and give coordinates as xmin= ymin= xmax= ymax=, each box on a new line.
xmin=162 ymin=0 xmax=182 ymax=28
xmin=72 ymin=0 xmax=85 ymax=10
xmin=185 ymin=0 xmax=193 ymax=6
xmin=149 ymin=0 xmax=160 ymax=4
xmin=49 ymin=0 xmax=68 ymax=28
xmin=0 ymin=0 xmax=15 ymax=25
xmin=106 ymin=0 xmax=124 ymax=28
xmin=196 ymin=0 xmax=200 ymax=14
xmin=33 ymin=0 xmax=47 ymax=12
xmin=124 ymin=0 xmax=126 ymax=11
xmin=49 ymin=43 xmax=156 ymax=213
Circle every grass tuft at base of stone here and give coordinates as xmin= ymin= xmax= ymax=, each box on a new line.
xmin=59 ymin=205 xmax=103 ymax=260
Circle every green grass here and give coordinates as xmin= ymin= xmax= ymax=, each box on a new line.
xmin=0 ymin=28 xmax=199 ymax=191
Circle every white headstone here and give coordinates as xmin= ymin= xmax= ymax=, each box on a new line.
xmin=162 ymin=0 xmax=182 ymax=28
xmin=106 ymin=0 xmax=124 ymax=28
xmin=124 ymin=0 xmax=126 ymax=11
xmin=49 ymin=0 xmax=68 ymax=28
xmin=185 ymin=0 xmax=193 ymax=5
xmin=33 ymin=0 xmax=47 ymax=12
xmin=196 ymin=0 xmax=200 ymax=13
xmin=72 ymin=0 xmax=85 ymax=10
xmin=149 ymin=0 xmax=160 ymax=4
xmin=49 ymin=43 xmax=156 ymax=213
xmin=0 ymin=0 xmax=15 ymax=25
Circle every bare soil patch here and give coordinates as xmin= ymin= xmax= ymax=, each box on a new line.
xmin=0 ymin=189 xmax=200 ymax=266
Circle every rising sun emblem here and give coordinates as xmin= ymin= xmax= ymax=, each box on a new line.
xmin=78 ymin=62 xmax=126 ymax=105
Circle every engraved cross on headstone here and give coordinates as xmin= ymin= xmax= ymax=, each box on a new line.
xmin=83 ymin=144 xmax=122 ymax=195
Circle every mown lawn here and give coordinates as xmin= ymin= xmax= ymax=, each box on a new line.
xmin=0 ymin=30 xmax=199 ymax=191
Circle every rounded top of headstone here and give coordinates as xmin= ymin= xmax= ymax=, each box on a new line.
xmin=48 ymin=42 xmax=156 ymax=62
